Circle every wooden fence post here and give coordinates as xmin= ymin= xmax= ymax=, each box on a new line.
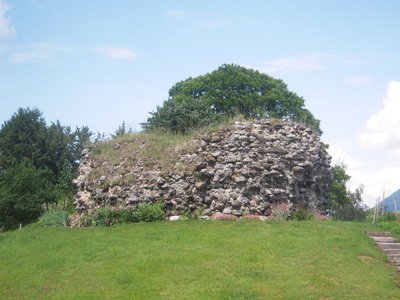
xmin=373 ymin=198 xmax=377 ymax=224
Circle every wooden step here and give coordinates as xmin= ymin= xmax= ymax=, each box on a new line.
xmin=382 ymin=249 xmax=400 ymax=255
xmin=387 ymin=254 xmax=400 ymax=260
xmin=377 ymin=243 xmax=400 ymax=250
xmin=371 ymin=236 xmax=398 ymax=243
xmin=368 ymin=231 xmax=390 ymax=237
xmin=389 ymin=260 xmax=400 ymax=266
xmin=367 ymin=231 xmax=400 ymax=272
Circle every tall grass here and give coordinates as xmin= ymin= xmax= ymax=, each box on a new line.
xmin=91 ymin=115 xmax=246 ymax=168
xmin=39 ymin=203 xmax=69 ymax=227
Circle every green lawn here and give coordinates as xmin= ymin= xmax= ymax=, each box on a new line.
xmin=0 ymin=221 xmax=399 ymax=299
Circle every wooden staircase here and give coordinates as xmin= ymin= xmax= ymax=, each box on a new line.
xmin=368 ymin=231 xmax=400 ymax=271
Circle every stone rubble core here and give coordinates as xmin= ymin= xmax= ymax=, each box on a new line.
xmin=72 ymin=119 xmax=332 ymax=224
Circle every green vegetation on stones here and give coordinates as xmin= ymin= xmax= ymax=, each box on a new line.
xmin=135 ymin=202 xmax=165 ymax=222
xmin=81 ymin=202 xmax=165 ymax=227
xmin=89 ymin=117 xmax=245 ymax=187
xmin=291 ymin=206 xmax=314 ymax=221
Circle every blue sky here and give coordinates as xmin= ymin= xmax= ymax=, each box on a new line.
xmin=1 ymin=0 xmax=400 ymax=207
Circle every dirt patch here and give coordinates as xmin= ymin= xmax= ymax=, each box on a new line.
xmin=358 ymin=255 xmax=375 ymax=265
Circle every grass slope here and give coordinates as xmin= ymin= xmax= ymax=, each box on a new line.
xmin=0 ymin=221 xmax=399 ymax=299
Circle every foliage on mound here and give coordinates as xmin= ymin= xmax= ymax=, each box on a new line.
xmin=89 ymin=117 xmax=242 ymax=183
xmin=144 ymin=64 xmax=321 ymax=134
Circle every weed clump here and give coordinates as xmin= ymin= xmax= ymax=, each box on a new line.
xmin=377 ymin=220 xmax=400 ymax=237
xmin=291 ymin=206 xmax=314 ymax=221
xmin=39 ymin=203 xmax=70 ymax=227
xmin=79 ymin=202 xmax=165 ymax=227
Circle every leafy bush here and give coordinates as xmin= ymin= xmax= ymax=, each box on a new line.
xmin=39 ymin=203 xmax=69 ymax=227
xmin=143 ymin=98 xmax=218 ymax=134
xmin=328 ymin=164 xmax=367 ymax=221
xmin=291 ymin=207 xmax=313 ymax=221
xmin=96 ymin=207 xmax=142 ymax=226
xmin=136 ymin=202 xmax=165 ymax=222
xmin=80 ymin=202 xmax=165 ymax=227
xmin=333 ymin=204 xmax=366 ymax=221
xmin=0 ymin=107 xmax=93 ymax=231
xmin=120 ymin=208 xmax=140 ymax=223
xmin=378 ymin=221 xmax=400 ymax=236
xmin=97 ymin=208 xmax=120 ymax=226
xmin=379 ymin=212 xmax=398 ymax=222
xmin=0 ymin=163 xmax=58 ymax=230
xmin=79 ymin=215 xmax=97 ymax=227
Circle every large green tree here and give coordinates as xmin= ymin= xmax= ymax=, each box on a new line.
xmin=0 ymin=108 xmax=91 ymax=178
xmin=0 ymin=163 xmax=57 ymax=230
xmin=0 ymin=108 xmax=48 ymax=171
xmin=328 ymin=163 xmax=366 ymax=221
xmin=144 ymin=64 xmax=321 ymax=134
xmin=0 ymin=108 xmax=92 ymax=230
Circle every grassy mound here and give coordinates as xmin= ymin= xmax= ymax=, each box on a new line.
xmin=0 ymin=221 xmax=399 ymax=299
xmin=91 ymin=118 xmax=238 ymax=169
xmin=86 ymin=117 xmax=289 ymax=185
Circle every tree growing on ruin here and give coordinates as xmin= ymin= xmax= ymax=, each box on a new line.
xmin=144 ymin=64 xmax=321 ymax=134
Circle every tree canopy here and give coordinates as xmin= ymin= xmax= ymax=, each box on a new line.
xmin=328 ymin=163 xmax=366 ymax=221
xmin=0 ymin=108 xmax=91 ymax=177
xmin=0 ymin=163 xmax=57 ymax=230
xmin=0 ymin=107 xmax=92 ymax=230
xmin=144 ymin=64 xmax=321 ymax=134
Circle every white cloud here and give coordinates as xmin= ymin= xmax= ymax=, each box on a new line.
xmin=362 ymin=166 xmax=400 ymax=206
xmin=254 ymin=53 xmax=360 ymax=74
xmin=0 ymin=0 xmax=15 ymax=38
xmin=10 ymin=41 xmax=74 ymax=63
xmin=29 ymin=0 xmax=42 ymax=9
xmin=327 ymin=145 xmax=363 ymax=190
xmin=328 ymin=145 xmax=357 ymax=168
xmin=9 ymin=42 xmax=137 ymax=63
xmin=164 ymin=9 xmax=190 ymax=18
xmin=164 ymin=9 xmax=230 ymax=29
xmin=197 ymin=17 xmax=229 ymax=28
xmin=339 ymin=80 xmax=400 ymax=207
xmin=345 ymin=76 xmax=372 ymax=86
xmin=96 ymin=46 xmax=136 ymax=60
xmin=359 ymin=80 xmax=400 ymax=150
xmin=327 ymin=144 xmax=400 ymax=207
